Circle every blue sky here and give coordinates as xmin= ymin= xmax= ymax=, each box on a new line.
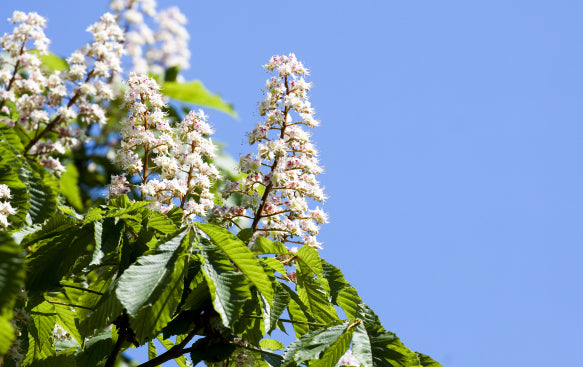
xmin=1 ymin=1 xmax=582 ymax=366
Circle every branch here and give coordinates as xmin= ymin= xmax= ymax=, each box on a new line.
xmin=136 ymin=329 xmax=197 ymax=367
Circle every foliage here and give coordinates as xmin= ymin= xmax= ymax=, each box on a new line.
xmin=0 ymin=3 xmax=442 ymax=367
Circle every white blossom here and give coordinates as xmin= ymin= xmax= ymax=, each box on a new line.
xmin=212 ymin=55 xmax=327 ymax=249
xmin=109 ymin=74 xmax=219 ymax=222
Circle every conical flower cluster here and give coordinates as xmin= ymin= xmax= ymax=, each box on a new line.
xmin=210 ymin=54 xmax=328 ymax=249
xmin=109 ymin=73 xmax=219 ymax=221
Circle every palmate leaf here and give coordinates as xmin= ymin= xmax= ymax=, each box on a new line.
xmin=279 ymin=283 xmax=318 ymax=338
xmin=197 ymin=223 xmax=274 ymax=306
xmin=0 ymin=234 xmax=25 ymax=313
xmin=322 ymin=261 xmax=363 ymax=319
xmin=417 ymin=353 xmax=443 ymax=367
xmin=75 ymin=329 xmax=114 ymax=367
xmin=295 ymin=246 xmax=323 ymax=280
xmin=115 ymin=228 xmax=189 ymax=343
xmin=261 ymin=257 xmax=291 ymax=282
xmin=251 ymin=237 xmax=288 ymax=255
xmin=53 ymin=304 xmax=83 ymax=348
xmin=78 ymin=268 xmax=123 ymax=338
xmin=25 ymin=224 xmax=96 ymax=292
xmin=295 ymin=266 xmax=338 ymax=325
xmin=25 ymin=301 xmax=57 ymax=364
xmin=27 ymin=354 xmax=76 ymax=367
xmin=0 ymin=147 xmax=29 ymax=229
xmin=354 ymin=304 xmax=429 ymax=367
xmin=162 ymin=80 xmax=236 ymax=117
xmin=147 ymin=211 xmax=178 ymax=234
xmin=0 ymin=316 xmax=15 ymax=356
xmin=310 ymin=322 xmax=356 ymax=367
xmin=265 ymin=283 xmax=290 ymax=334
xmin=282 ymin=321 xmax=351 ymax=366
xmin=58 ymin=164 xmax=83 ymax=211
xmin=351 ymin=322 xmax=373 ymax=367
xmin=199 ymin=241 xmax=251 ymax=327
xmin=19 ymin=161 xmax=59 ymax=225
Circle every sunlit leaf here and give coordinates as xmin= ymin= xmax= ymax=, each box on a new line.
xmin=197 ymin=223 xmax=274 ymax=306
xmin=162 ymin=80 xmax=236 ymax=117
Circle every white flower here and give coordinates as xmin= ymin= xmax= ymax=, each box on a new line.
xmin=109 ymin=74 xmax=219 ymax=222
xmin=216 ymin=55 xmax=327 ymax=249
xmin=0 ymin=184 xmax=12 ymax=199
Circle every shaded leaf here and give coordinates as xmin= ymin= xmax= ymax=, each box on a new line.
xmin=26 ymin=224 xmax=95 ymax=291
xmin=115 ymin=229 xmax=189 ymax=342
xmin=0 ymin=234 xmax=25 ymax=313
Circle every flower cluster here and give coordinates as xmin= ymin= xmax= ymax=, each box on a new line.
xmin=0 ymin=11 xmax=125 ymax=175
xmin=109 ymin=73 xmax=219 ymax=221
xmin=0 ymin=184 xmax=15 ymax=229
xmin=110 ymin=0 xmax=190 ymax=76
xmin=210 ymin=54 xmax=328 ymax=249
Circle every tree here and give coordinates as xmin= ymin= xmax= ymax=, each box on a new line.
xmin=0 ymin=3 xmax=442 ymax=366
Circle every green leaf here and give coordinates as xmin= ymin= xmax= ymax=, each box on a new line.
xmin=351 ymin=322 xmax=373 ymax=367
xmin=79 ymin=278 xmax=123 ymax=338
xmin=265 ymin=283 xmax=290 ymax=335
xmin=38 ymin=52 xmax=69 ymax=72
xmin=0 ymin=234 xmax=25 ymax=313
xmin=53 ymin=304 xmax=83 ymax=348
xmin=296 ymin=266 xmax=338 ymax=325
xmin=296 ymin=246 xmax=323 ymax=280
xmin=28 ymin=354 xmax=77 ymax=367
xmin=261 ymin=257 xmax=291 ymax=281
xmin=26 ymin=224 xmax=95 ymax=291
xmin=148 ymin=340 xmax=156 ymax=360
xmin=0 ymin=316 xmax=15 ymax=356
xmin=25 ymin=301 xmax=57 ymax=363
xmin=0 ymin=151 xmax=29 ymax=229
xmin=199 ymin=241 xmax=251 ymax=327
xmin=355 ymin=304 xmax=420 ymax=367
xmin=164 ymin=66 xmax=179 ymax=82
xmin=310 ymin=323 xmax=355 ymax=367
xmin=322 ymin=261 xmax=363 ymax=319
xmin=147 ymin=211 xmax=177 ymax=234
xmin=260 ymin=339 xmax=285 ymax=351
xmin=279 ymin=283 xmax=319 ymax=337
xmin=162 ymin=80 xmax=236 ymax=117
xmin=59 ymin=164 xmax=83 ymax=211
xmin=197 ymin=223 xmax=274 ymax=306
xmin=417 ymin=353 xmax=443 ymax=367
xmin=282 ymin=321 xmax=350 ymax=366
xmin=115 ymin=229 xmax=189 ymax=343
xmin=251 ymin=237 xmax=288 ymax=255
xmin=237 ymin=228 xmax=253 ymax=243
xmin=182 ymin=270 xmax=211 ymax=312
xmin=75 ymin=329 xmax=113 ymax=367
xmin=21 ymin=162 xmax=59 ymax=225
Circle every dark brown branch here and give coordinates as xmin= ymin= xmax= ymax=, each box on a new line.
xmin=136 ymin=329 xmax=198 ymax=367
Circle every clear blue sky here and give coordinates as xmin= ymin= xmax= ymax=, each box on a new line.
xmin=2 ymin=1 xmax=582 ymax=366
